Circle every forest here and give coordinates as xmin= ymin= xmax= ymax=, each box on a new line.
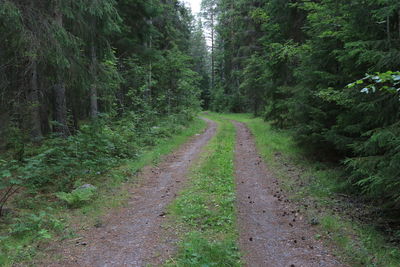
xmin=1 ymin=0 xmax=400 ymax=266
xmin=206 ymin=0 xmax=400 ymax=212
xmin=0 ymin=0 xmax=208 ymax=211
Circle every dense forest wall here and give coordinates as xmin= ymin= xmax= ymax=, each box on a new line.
xmin=0 ymin=0 xmax=210 ymax=211
xmin=0 ymin=0 xmax=210 ymax=143
xmin=208 ymin=0 xmax=400 ymax=210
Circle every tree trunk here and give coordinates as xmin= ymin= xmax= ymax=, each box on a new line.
xmin=71 ymin=104 xmax=79 ymax=134
xmin=398 ymin=9 xmax=400 ymax=39
xmin=28 ymin=60 xmax=43 ymax=140
xmin=0 ymin=112 xmax=9 ymax=150
xmin=53 ymin=1 xmax=70 ymax=137
xmin=387 ymin=15 xmax=391 ymax=43
xmin=211 ymin=12 xmax=215 ymax=90
xmin=147 ymin=18 xmax=153 ymax=103
xmin=27 ymin=1 xmax=42 ymax=140
xmin=40 ymin=101 xmax=51 ymax=135
xmin=90 ymin=85 xmax=98 ymax=118
xmin=90 ymin=44 xmax=98 ymax=118
xmin=53 ymin=82 xmax=70 ymax=136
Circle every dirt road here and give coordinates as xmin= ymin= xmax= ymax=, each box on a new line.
xmin=42 ymin=118 xmax=345 ymax=267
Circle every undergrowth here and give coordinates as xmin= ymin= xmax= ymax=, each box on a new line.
xmin=167 ymin=114 xmax=240 ymax=266
xmin=0 ymin=112 xmax=206 ymax=266
xmin=219 ymin=112 xmax=400 ymax=267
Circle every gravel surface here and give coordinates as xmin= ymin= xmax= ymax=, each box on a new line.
xmin=234 ymin=121 xmax=343 ymax=267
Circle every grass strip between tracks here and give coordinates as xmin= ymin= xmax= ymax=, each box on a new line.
xmin=167 ymin=114 xmax=241 ymax=267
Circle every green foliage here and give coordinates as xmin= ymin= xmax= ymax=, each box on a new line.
xmin=190 ymin=19 xmax=211 ymax=109
xmin=336 ymin=72 xmax=400 ymax=206
xmin=56 ymin=186 xmax=97 ymax=208
xmin=0 ymin=209 xmax=65 ymax=266
xmin=3 ymin=118 xmax=136 ymax=191
xmin=0 ymin=112 xmax=197 ymax=215
xmin=209 ymin=86 xmax=235 ymax=113
xmin=209 ymin=0 xmax=400 ymax=211
xmin=348 ymin=71 xmax=400 ymax=94
xmin=240 ymin=54 xmax=267 ymax=115
xmin=9 ymin=211 xmax=64 ymax=239
xmin=0 ymin=0 xmax=204 ymax=147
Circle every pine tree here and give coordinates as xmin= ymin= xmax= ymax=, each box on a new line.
xmin=190 ymin=19 xmax=211 ymax=108
xmin=201 ymin=0 xmax=219 ymax=91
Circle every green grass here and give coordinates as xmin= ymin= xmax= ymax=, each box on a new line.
xmin=167 ymin=114 xmax=241 ymax=267
xmin=0 ymin=117 xmax=207 ymax=267
xmin=216 ymin=112 xmax=400 ymax=267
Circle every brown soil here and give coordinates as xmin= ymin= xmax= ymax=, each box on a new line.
xmin=43 ymin=118 xmax=217 ymax=267
xmin=233 ymin=121 xmax=343 ymax=267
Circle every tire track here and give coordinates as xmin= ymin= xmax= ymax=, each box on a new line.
xmin=233 ymin=121 xmax=342 ymax=267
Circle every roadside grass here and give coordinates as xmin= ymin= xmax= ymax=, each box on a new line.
xmin=0 ymin=118 xmax=207 ymax=267
xmin=216 ymin=112 xmax=400 ymax=267
xmin=166 ymin=114 xmax=240 ymax=267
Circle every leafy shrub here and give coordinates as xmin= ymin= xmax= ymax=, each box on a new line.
xmin=9 ymin=211 xmax=64 ymax=239
xmin=0 ymin=210 xmax=64 ymax=265
xmin=0 ymin=160 xmax=21 ymax=216
xmin=56 ymin=186 xmax=97 ymax=208
xmin=0 ymin=111 xmax=195 ymax=215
